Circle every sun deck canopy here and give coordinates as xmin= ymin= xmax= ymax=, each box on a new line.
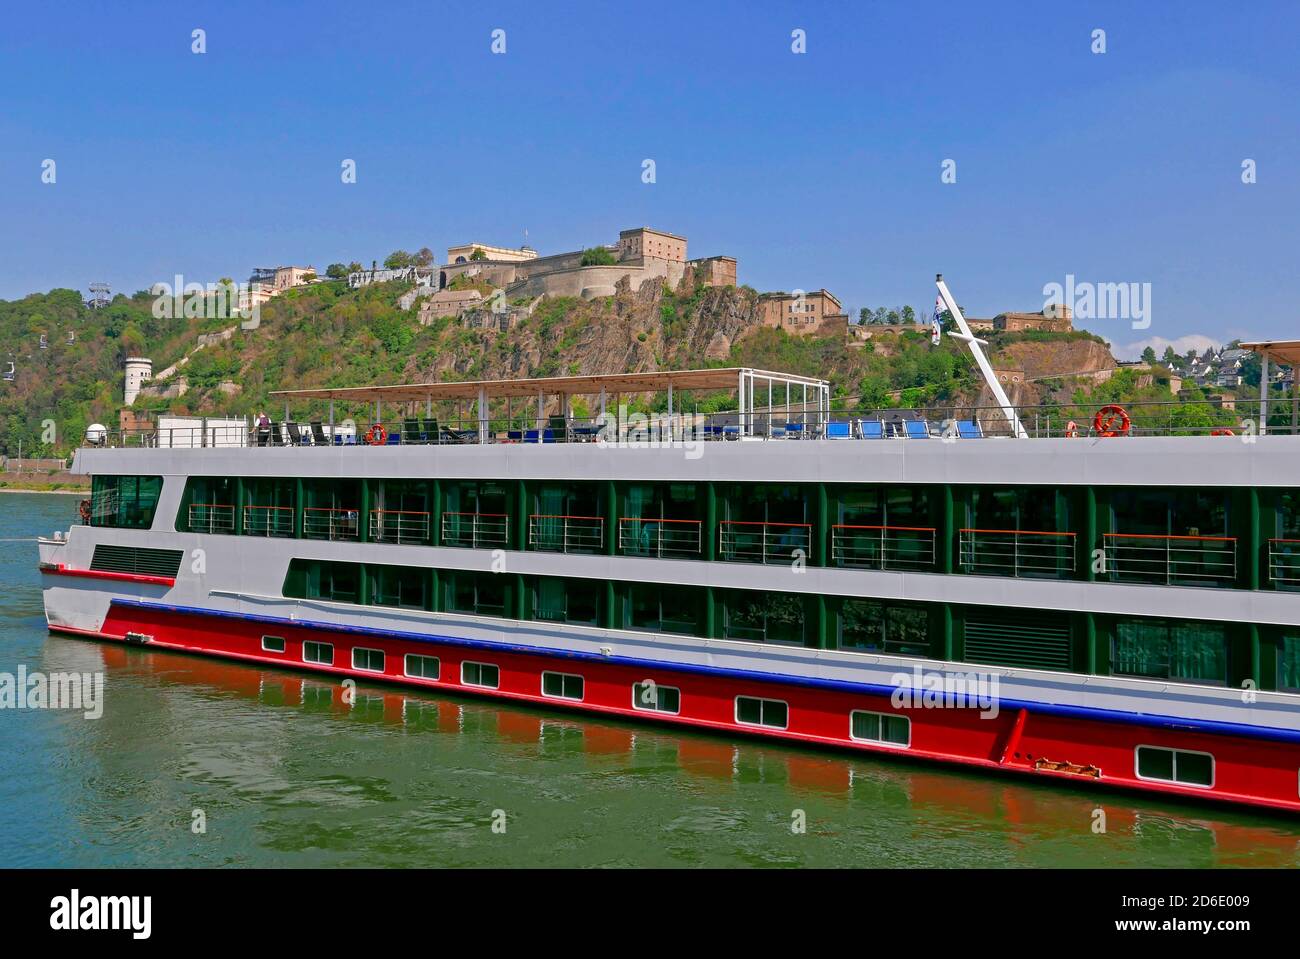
xmin=270 ymin=367 xmax=828 ymax=405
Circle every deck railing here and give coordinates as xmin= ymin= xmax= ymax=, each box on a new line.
xmin=242 ymin=505 xmax=294 ymax=537
xmin=618 ymin=517 xmax=702 ymax=558
xmin=188 ymin=503 xmax=236 ymax=534
xmin=528 ymin=514 xmax=604 ymax=553
xmin=1103 ymin=532 xmax=1237 ymax=584
xmin=718 ymin=521 xmax=812 ymax=565
xmin=959 ymin=529 xmax=1075 ymax=579
xmin=440 ymin=512 xmax=509 ymax=549
xmin=831 ymin=524 xmax=935 ymax=571
xmin=302 ymin=507 xmax=361 ymax=541
xmin=1268 ymin=539 xmax=1300 ymax=588
xmin=369 ymin=509 xmax=430 ymax=544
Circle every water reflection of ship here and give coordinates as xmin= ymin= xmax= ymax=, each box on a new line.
xmin=89 ymin=641 xmax=1300 ymax=860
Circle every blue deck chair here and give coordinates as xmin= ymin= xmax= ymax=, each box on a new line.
xmin=827 ymin=421 xmax=852 ymax=440
xmin=858 ymin=419 xmax=884 ymax=439
xmin=904 ymin=420 xmax=930 ymax=440
xmin=957 ymin=420 xmax=983 ymax=439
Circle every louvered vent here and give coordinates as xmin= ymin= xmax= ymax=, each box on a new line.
xmin=964 ymin=613 xmax=1071 ymax=671
xmin=90 ymin=545 xmax=184 ymax=578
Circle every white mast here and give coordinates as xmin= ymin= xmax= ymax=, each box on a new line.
xmin=935 ymin=273 xmax=1028 ymax=439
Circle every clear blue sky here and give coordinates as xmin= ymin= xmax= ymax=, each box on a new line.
xmin=1 ymin=0 xmax=1296 ymax=357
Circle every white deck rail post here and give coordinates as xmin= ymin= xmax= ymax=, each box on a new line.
xmin=936 ymin=274 xmax=1028 ymax=439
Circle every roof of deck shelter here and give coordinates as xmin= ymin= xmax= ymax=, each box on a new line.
xmin=269 ymin=368 xmax=829 ymax=405
xmin=1240 ymin=341 xmax=1300 ymax=366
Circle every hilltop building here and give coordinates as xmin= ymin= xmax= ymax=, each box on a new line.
xmin=758 ymin=289 xmax=848 ymax=336
xmin=123 ymin=357 xmax=152 ymax=405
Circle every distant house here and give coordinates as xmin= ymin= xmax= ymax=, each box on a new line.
xmin=993 ymin=304 xmax=1073 ymax=333
xmin=759 ymin=289 xmax=847 ymax=336
xmin=418 ymin=289 xmax=484 ymax=324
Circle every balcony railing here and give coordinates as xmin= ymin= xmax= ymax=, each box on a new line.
xmin=528 ymin=514 xmax=604 ymax=553
xmin=302 ymin=507 xmax=361 ymax=541
xmin=831 ymin=524 xmax=935 ymax=571
xmin=1268 ymin=539 xmax=1300 ymax=588
xmin=441 ymin=512 xmax=508 ymax=549
xmin=959 ymin=529 xmax=1075 ymax=579
xmin=718 ymin=521 xmax=812 ymax=565
xmin=369 ymin=509 xmax=430 ymax=544
xmin=188 ymin=503 xmax=236 ymax=534
xmin=1104 ymin=532 xmax=1237 ymax=585
xmin=618 ymin=517 xmax=702 ymax=558
xmin=242 ymin=505 xmax=294 ymax=537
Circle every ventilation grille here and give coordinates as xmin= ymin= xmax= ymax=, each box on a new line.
xmin=964 ymin=614 xmax=1071 ymax=671
xmin=90 ymin=544 xmax=184 ymax=578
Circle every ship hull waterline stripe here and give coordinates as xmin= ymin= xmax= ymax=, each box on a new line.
xmin=103 ymin=597 xmax=1300 ymax=746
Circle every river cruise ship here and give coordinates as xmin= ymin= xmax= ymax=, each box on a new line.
xmin=36 ymin=283 xmax=1300 ymax=813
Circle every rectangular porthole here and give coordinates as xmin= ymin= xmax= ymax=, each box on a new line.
xmin=404 ymin=654 xmax=440 ymax=681
xmin=352 ymin=647 xmax=384 ymax=672
xmin=461 ymin=661 xmax=500 ymax=689
xmin=541 ymin=671 xmax=584 ymax=701
xmin=303 ymin=641 xmax=333 ymax=665
xmin=632 ymin=682 xmax=680 ymax=714
xmin=735 ymin=695 xmax=788 ymax=730
xmin=261 ymin=635 xmax=286 ymax=653
xmin=849 ymin=710 xmax=911 ymax=747
xmin=1135 ymin=745 xmax=1214 ymax=788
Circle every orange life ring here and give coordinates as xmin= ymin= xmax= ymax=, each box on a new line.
xmin=1065 ymin=420 xmax=1079 ymax=438
xmin=1093 ymin=404 xmax=1131 ymax=438
xmin=1210 ymin=428 xmax=1235 ymax=436
xmin=364 ymin=424 xmax=388 ymax=446
xmin=78 ymin=498 xmax=91 ymax=524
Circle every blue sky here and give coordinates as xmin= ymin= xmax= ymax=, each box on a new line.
xmin=1 ymin=0 xmax=1296 ymax=357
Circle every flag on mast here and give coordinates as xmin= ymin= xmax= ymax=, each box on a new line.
xmin=931 ymin=295 xmax=943 ymax=346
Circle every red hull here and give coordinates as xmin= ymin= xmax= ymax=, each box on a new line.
xmin=55 ymin=603 xmax=1300 ymax=813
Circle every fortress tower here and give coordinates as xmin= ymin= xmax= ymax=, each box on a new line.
xmin=124 ymin=357 xmax=153 ymax=405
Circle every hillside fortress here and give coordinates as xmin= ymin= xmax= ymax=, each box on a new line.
xmin=437 ymin=227 xmax=737 ymax=301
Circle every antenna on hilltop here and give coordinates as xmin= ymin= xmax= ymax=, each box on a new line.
xmin=88 ymin=282 xmax=110 ymax=309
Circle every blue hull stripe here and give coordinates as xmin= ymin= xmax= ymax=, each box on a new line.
xmin=108 ymin=598 xmax=1300 ymax=746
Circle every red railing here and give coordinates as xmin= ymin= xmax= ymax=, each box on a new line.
xmin=242 ymin=505 xmax=294 ymax=537
xmin=369 ymin=509 xmax=430 ymax=544
xmin=528 ymin=514 xmax=604 ymax=553
xmin=618 ymin=517 xmax=702 ymax=558
xmin=1104 ymin=532 xmax=1236 ymax=584
xmin=188 ymin=502 xmax=235 ymax=534
xmin=831 ymin=524 xmax=935 ymax=571
xmin=441 ymin=511 xmax=508 ymax=548
xmin=718 ymin=520 xmax=812 ymax=565
xmin=959 ymin=528 xmax=1075 ymax=578
xmin=303 ymin=507 xmax=361 ymax=541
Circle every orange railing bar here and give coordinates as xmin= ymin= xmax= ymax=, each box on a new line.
xmin=1104 ymin=532 xmax=1235 ymax=542
xmin=619 ymin=516 xmax=701 ymax=524
xmin=719 ymin=520 xmax=812 ymax=528
xmin=834 ymin=524 xmax=936 ymax=533
xmin=961 ymin=528 xmax=1075 ymax=537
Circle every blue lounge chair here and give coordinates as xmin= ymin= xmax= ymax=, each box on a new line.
xmin=827 ymin=421 xmax=852 ymax=440
xmin=957 ymin=420 xmax=983 ymax=439
xmin=904 ymin=420 xmax=930 ymax=439
xmin=859 ymin=419 xmax=884 ymax=439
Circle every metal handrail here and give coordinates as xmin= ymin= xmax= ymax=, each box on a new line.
xmin=369 ymin=509 xmax=429 ymax=544
xmin=831 ymin=524 xmax=935 ymax=570
xmin=958 ymin=528 xmax=1075 ymax=578
xmin=1103 ymin=532 xmax=1237 ymax=584
xmin=618 ymin=517 xmax=702 ymax=558
xmin=718 ymin=520 xmax=812 ymax=565
xmin=302 ymin=506 xmax=361 ymax=541
xmin=243 ymin=505 xmax=294 ymax=537
xmin=441 ymin=512 xmax=509 ymax=548
xmin=188 ymin=502 xmax=235 ymax=534
xmin=528 ymin=514 xmax=604 ymax=553
xmin=1269 ymin=538 xmax=1300 ymax=587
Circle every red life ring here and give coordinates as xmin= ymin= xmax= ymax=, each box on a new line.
xmin=1210 ymin=428 xmax=1235 ymax=436
xmin=78 ymin=498 xmax=92 ymax=524
xmin=1065 ymin=420 xmax=1079 ymax=438
xmin=1093 ymin=404 xmax=1131 ymax=438
xmin=364 ymin=424 xmax=388 ymax=446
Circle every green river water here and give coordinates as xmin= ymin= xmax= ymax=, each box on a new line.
xmin=2 ymin=492 xmax=1297 ymax=868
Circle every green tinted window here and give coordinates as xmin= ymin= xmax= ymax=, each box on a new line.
xmin=90 ymin=475 xmax=163 ymax=530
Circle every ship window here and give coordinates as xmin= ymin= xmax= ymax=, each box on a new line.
xmin=461 ymin=661 xmax=500 ymax=689
xmin=369 ymin=564 xmax=427 ymax=610
xmin=303 ymin=641 xmax=333 ymax=665
xmin=445 ymin=570 xmax=507 ymax=617
xmin=1135 ymin=746 xmax=1214 ymax=787
xmin=533 ymin=577 xmax=599 ymax=626
xmin=632 ymin=682 xmax=680 ymax=714
xmin=1113 ymin=619 xmax=1227 ymax=684
xmin=735 ymin=696 xmax=788 ymax=729
xmin=840 ymin=601 xmax=929 ymax=656
xmin=541 ymin=671 xmax=584 ymax=701
xmin=88 ymin=475 xmax=163 ymax=530
xmin=721 ymin=590 xmax=806 ymax=646
xmin=1279 ymin=635 xmax=1300 ymax=692
xmin=850 ymin=710 xmax=911 ymax=747
xmin=627 ymin=583 xmax=700 ymax=635
xmin=261 ymin=635 xmax=286 ymax=653
xmin=352 ymin=647 xmax=384 ymax=672
xmin=405 ymin=654 xmax=440 ymax=680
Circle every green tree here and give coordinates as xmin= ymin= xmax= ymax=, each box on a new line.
xmin=413 ymin=247 xmax=435 ymax=267
xmin=384 ymin=250 xmax=413 ymax=269
xmin=1141 ymin=346 xmax=1157 ymax=364
xmin=469 ymin=248 xmax=488 ymax=261
xmin=580 ymin=247 xmax=617 ymax=266
xmin=325 ymin=263 xmax=349 ymax=279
